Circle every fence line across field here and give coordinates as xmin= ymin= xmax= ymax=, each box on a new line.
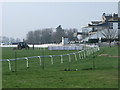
xmin=1 ymin=47 xmax=99 ymax=62
xmin=1 ymin=47 xmax=100 ymax=71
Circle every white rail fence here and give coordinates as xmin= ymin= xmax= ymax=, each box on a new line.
xmin=1 ymin=45 xmax=100 ymax=71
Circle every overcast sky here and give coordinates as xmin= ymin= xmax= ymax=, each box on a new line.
xmin=2 ymin=2 xmax=118 ymax=40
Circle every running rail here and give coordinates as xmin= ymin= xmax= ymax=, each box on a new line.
xmin=0 ymin=46 xmax=100 ymax=62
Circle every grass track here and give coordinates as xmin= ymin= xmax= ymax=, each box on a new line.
xmin=2 ymin=47 xmax=118 ymax=88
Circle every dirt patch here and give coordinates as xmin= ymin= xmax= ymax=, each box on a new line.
xmin=98 ymin=54 xmax=120 ymax=58
xmin=98 ymin=54 xmax=109 ymax=56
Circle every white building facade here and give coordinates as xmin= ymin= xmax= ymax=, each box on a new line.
xmin=81 ymin=13 xmax=120 ymax=42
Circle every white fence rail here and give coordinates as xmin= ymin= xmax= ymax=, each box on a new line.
xmin=1 ymin=45 xmax=100 ymax=71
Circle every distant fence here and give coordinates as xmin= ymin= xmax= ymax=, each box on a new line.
xmin=48 ymin=45 xmax=83 ymax=50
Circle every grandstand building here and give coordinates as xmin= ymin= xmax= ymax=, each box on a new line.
xmin=81 ymin=13 xmax=120 ymax=42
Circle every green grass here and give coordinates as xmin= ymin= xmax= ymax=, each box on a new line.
xmin=2 ymin=47 xmax=118 ymax=88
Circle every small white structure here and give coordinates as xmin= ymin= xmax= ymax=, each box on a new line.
xmin=77 ymin=34 xmax=82 ymax=40
xmin=62 ymin=37 xmax=69 ymax=45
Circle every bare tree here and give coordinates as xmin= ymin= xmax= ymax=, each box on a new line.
xmin=15 ymin=38 xmax=21 ymax=43
xmin=0 ymin=36 xmax=21 ymax=44
xmin=41 ymin=28 xmax=53 ymax=44
xmin=9 ymin=37 xmax=16 ymax=44
xmin=54 ymin=25 xmax=66 ymax=43
xmin=25 ymin=26 xmax=78 ymax=44
xmin=26 ymin=28 xmax=53 ymax=44
xmin=26 ymin=31 xmax=34 ymax=44
xmin=64 ymin=28 xmax=78 ymax=41
xmin=2 ymin=36 xmax=9 ymax=44
xmin=34 ymin=30 xmax=41 ymax=44
xmin=100 ymin=27 xmax=118 ymax=47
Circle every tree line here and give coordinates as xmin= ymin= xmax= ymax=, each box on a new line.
xmin=0 ymin=36 xmax=21 ymax=45
xmin=25 ymin=25 xmax=78 ymax=44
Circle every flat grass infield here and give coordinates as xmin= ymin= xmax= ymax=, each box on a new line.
xmin=2 ymin=46 xmax=118 ymax=88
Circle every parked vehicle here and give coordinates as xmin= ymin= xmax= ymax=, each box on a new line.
xmin=17 ymin=42 xmax=29 ymax=49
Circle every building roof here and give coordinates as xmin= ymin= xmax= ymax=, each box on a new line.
xmin=88 ymin=22 xmax=108 ymax=27
xmin=91 ymin=21 xmax=102 ymax=24
xmin=88 ymin=13 xmax=120 ymax=27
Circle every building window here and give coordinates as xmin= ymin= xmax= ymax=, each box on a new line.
xmin=118 ymin=23 xmax=120 ymax=29
xmin=109 ymin=22 xmax=113 ymax=29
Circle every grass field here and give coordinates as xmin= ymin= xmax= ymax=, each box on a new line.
xmin=2 ymin=46 xmax=118 ymax=88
